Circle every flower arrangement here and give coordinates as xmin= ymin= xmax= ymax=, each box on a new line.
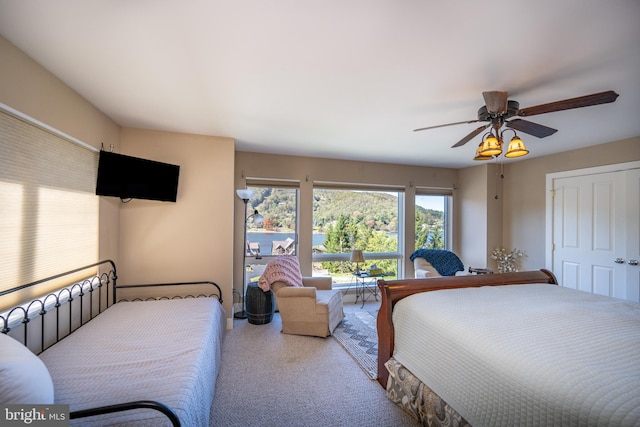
xmin=491 ymin=247 xmax=526 ymax=273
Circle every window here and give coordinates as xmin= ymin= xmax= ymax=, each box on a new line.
xmin=415 ymin=194 xmax=449 ymax=250
xmin=242 ymin=185 xmax=298 ymax=283
xmin=311 ymin=188 xmax=402 ymax=285
xmin=0 ymin=107 xmax=98 ymax=309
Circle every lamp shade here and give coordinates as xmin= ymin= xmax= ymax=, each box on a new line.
xmin=473 ymin=142 xmax=493 ymax=161
xmin=236 ymin=189 xmax=254 ymax=200
xmin=504 ymin=136 xmax=529 ymax=158
xmin=249 ymin=210 xmax=264 ymax=225
xmin=350 ymin=250 xmax=365 ymax=263
xmin=480 ymin=134 xmax=502 ymax=156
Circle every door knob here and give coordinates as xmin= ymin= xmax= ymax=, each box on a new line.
xmin=614 ymin=258 xmax=625 ymax=264
xmin=628 ymin=259 xmax=638 ymax=266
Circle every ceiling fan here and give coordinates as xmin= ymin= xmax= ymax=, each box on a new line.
xmin=414 ymin=90 xmax=619 ymax=160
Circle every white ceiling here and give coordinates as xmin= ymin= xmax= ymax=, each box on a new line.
xmin=1 ymin=0 xmax=639 ymax=168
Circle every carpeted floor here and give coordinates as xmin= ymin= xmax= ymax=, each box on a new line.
xmin=332 ymin=310 xmax=378 ymax=379
xmin=210 ymin=309 xmax=419 ymax=426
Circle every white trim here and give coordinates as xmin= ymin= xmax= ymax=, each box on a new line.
xmin=312 ymin=252 xmax=402 ymax=262
xmin=0 ymin=102 xmax=99 ymax=153
xmin=546 ymin=161 xmax=640 ymax=180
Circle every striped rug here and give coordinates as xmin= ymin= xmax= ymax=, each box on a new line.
xmin=332 ymin=310 xmax=378 ymax=379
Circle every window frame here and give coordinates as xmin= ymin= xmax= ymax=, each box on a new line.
xmin=414 ymin=191 xmax=452 ymax=251
xmin=311 ymin=185 xmax=405 ymax=284
xmin=242 ymin=182 xmax=300 ymax=268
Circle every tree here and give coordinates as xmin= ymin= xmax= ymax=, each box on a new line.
xmin=322 ymin=216 xmax=353 ymax=273
xmin=427 ymin=226 xmax=444 ymax=249
xmin=415 ymin=209 xmax=429 ymax=249
xmin=262 ymin=217 xmax=275 ymax=231
xmin=365 ymin=230 xmax=398 ymax=276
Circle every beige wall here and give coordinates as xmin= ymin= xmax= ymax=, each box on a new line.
xmin=456 ymin=164 xmax=504 ymax=269
xmin=235 ymin=152 xmax=458 ymax=295
xmin=119 ymin=128 xmax=235 ymax=318
xmin=502 ymin=137 xmax=640 ymax=271
xmin=236 ymin=143 xmax=640 ymax=290
xmin=1 ymin=36 xmax=236 ymax=323
xmin=458 ymin=138 xmax=639 ymax=272
xmin=0 ymin=35 xmax=121 ymax=265
xmin=3 ymin=33 xmax=639 ymax=320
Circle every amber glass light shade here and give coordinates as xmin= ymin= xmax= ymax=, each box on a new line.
xmin=480 ymin=134 xmax=502 ymax=156
xmin=473 ymin=143 xmax=493 ymax=161
xmin=504 ymin=136 xmax=529 ymax=158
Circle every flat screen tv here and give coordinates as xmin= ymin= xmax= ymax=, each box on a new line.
xmin=96 ymin=151 xmax=180 ymax=202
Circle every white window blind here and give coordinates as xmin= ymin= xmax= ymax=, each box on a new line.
xmin=0 ymin=108 xmax=99 ymax=309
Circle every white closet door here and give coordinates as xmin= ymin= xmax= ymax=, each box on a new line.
xmin=625 ymin=168 xmax=640 ymax=302
xmin=549 ymin=163 xmax=640 ymax=302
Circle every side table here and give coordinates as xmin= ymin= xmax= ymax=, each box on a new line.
xmin=352 ymin=271 xmax=385 ymax=308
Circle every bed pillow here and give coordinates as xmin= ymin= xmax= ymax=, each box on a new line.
xmin=0 ymin=333 xmax=54 ymax=404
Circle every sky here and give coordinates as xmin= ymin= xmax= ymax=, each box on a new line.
xmin=415 ymin=195 xmax=444 ymax=211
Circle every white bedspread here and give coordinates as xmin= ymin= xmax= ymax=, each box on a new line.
xmin=392 ymin=284 xmax=640 ymax=427
xmin=39 ymin=298 xmax=225 ymax=426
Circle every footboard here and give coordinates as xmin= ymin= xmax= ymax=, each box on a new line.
xmin=375 ymin=269 xmax=558 ymax=388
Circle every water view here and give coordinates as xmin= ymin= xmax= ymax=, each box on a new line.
xmin=246 ymin=232 xmax=325 ymax=254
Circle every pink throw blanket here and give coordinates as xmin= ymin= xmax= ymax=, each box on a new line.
xmin=258 ymin=256 xmax=304 ymax=291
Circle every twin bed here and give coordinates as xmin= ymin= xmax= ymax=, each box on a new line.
xmin=376 ymin=270 xmax=640 ymax=426
xmin=0 ymin=260 xmax=225 ymax=426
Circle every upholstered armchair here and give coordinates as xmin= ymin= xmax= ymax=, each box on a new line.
xmin=272 ymin=277 xmax=344 ymax=338
xmin=257 ymin=256 xmax=344 ymax=338
xmin=413 ymin=256 xmax=442 ymax=278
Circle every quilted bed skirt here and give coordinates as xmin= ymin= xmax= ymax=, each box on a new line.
xmin=385 ymin=358 xmax=470 ymax=427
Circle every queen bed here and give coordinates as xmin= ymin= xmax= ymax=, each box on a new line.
xmin=376 ymin=270 xmax=640 ymax=426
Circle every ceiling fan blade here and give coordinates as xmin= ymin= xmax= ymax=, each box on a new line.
xmin=517 ymin=90 xmax=619 ymax=117
xmin=451 ymin=124 xmax=490 ymax=148
xmin=413 ymin=119 xmax=481 ymax=132
xmin=506 ymin=119 xmax=558 ymax=138
xmin=482 ymin=91 xmax=509 ymax=114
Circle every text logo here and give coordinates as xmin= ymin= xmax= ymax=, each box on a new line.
xmin=1 ymin=405 xmax=69 ymax=426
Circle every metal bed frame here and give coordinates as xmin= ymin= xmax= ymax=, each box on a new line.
xmin=0 ymin=260 xmax=223 ymax=427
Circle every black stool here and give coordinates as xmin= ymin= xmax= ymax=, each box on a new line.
xmin=245 ymin=283 xmax=275 ymax=325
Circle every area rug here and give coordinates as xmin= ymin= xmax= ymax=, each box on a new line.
xmin=332 ymin=310 xmax=378 ymax=379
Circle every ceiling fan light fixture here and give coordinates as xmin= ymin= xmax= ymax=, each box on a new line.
xmin=480 ymin=133 xmax=502 ymax=156
xmin=504 ymin=136 xmax=529 ymax=158
xmin=415 ymin=90 xmax=618 ymax=163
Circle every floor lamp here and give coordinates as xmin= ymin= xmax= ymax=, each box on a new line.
xmin=235 ymin=189 xmax=263 ymax=319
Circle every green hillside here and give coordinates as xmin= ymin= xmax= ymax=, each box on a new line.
xmin=249 ymin=188 xmax=443 ymax=235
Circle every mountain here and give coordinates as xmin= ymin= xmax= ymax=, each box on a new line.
xmin=249 ymin=187 xmax=443 ymax=233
